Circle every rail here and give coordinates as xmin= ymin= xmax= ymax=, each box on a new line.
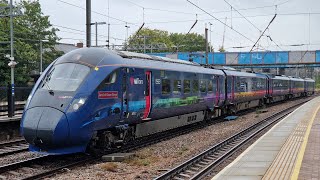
xmin=154 ymin=100 xmax=309 ymax=180
xmin=0 ymin=97 xmax=313 ymax=179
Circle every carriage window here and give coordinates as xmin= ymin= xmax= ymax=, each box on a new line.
xmin=208 ymin=80 xmax=213 ymax=92
xmin=162 ymin=79 xmax=171 ymax=95
xmin=184 ymin=80 xmax=191 ymax=94
xmin=193 ymin=80 xmax=199 ymax=93
xmin=173 ymin=80 xmax=182 ymax=94
xmin=105 ymin=71 xmax=117 ymax=85
xmin=200 ymin=80 xmax=206 ymax=93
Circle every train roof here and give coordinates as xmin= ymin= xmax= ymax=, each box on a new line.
xmin=55 ymin=48 xmax=225 ymax=75
xmin=304 ymin=78 xmax=315 ymax=82
xmin=223 ymin=69 xmax=268 ymax=78
xmin=271 ymin=75 xmax=290 ymax=81
xmin=288 ymin=76 xmax=304 ymax=81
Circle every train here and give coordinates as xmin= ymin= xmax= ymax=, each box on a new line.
xmin=20 ymin=48 xmax=315 ymax=155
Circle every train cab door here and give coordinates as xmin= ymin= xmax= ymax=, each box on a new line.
xmin=143 ymin=71 xmax=152 ymax=120
xmin=121 ymin=68 xmax=129 ymax=120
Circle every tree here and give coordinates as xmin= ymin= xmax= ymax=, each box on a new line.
xmin=0 ymin=0 xmax=62 ymax=86
xmin=218 ymin=46 xmax=226 ymax=52
xmin=127 ymin=28 xmax=173 ymax=53
xmin=169 ymin=32 xmax=206 ymax=52
xmin=127 ymin=28 xmax=206 ymax=53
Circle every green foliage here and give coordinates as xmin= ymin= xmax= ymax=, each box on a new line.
xmin=169 ymin=32 xmax=206 ymax=52
xmin=315 ymin=75 xmax=320 ymax=89
xmin=218 ymin=46 xmax=226 ymax=52
xmin=0 ymin=0 xmax=62 ymax=86
xmin=127 ymin=28 xmax=206 ymax=53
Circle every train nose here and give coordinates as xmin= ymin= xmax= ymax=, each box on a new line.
xmin=22 ymin=107 xmax=69 ymax=149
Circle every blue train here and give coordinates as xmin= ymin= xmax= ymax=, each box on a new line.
xmin=21 ymin=48 xmax=315 ymax=154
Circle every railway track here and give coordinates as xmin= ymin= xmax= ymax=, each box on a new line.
xmin=0 ymin=109 xmax=231 ymax=179
xmin=0 ymin=139 xmax=28 ymax=157
xmin=0 ymin=97 xmax=312 ymax=179
xmin=154 ymin=100 xmax=308 ymax=180
xmin=0 ymin=153 xmax=97 ymax=180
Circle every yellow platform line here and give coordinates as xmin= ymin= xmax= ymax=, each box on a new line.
xmin=291 ymin=104 xmax=320 ymax=180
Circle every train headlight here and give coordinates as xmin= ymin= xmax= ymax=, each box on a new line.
xmin=69 ymin=97 xmax=87 ymax=112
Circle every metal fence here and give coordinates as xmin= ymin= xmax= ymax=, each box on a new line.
xmin=0 ymin=86 xmax=33 ymax=102
xmin=0 ymin=86 xmax=33 ymax=117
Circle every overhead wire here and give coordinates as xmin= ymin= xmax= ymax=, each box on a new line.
xmin=48 ymin=0 xmax=317 ymax=51
xmin=249 ymin=14 xmax=277 ymax=52
xmin=124 ymin=0 xmax=292 ymax=16
xmin=186 ymin=0 xmax=259 ymax=45
xmin=224 ymin=0 xmax=261 ymax=32
xmin=142 ymin=11 xmax=320 ymax=25
xmin=52 ymin=24 xmax=126 ymax=41
xmin=56 ymin=0 xmax=138 ymax=25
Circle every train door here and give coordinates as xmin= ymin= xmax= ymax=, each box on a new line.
xmin=231 ymin=76 xmax=235 ymax=102
xmin=121 ymin=68 xmax=129 ymax=119
xmin=143 ymin=71 xmax=152 ymax=120
xmin=215 ymin=76 xmax=220 ymax=106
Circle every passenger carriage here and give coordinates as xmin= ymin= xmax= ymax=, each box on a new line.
xmin=20 ymin=48 xmax=316 ymax=155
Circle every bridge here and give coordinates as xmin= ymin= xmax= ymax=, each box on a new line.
xmin=149 ymin=50 xmax=320 ymax=68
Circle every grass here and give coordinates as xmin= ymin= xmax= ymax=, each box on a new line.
xmin=124 ymin=150 xmax=158 ymax=167
xmin=96 ymin=172 xmax=105 ymax=177
xmin=178 ymin=146 xmax=189 ymax=155
xmin=100 ymin=162 xmax=118 ymax=172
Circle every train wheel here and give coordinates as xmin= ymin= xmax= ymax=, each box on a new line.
xmin=122 ymin=126 xmax=135 ymax=145
xmin=228 ymin=105 xmax=237 ymax=115
xmin=100 ymin=131 xmax=114 ymax=150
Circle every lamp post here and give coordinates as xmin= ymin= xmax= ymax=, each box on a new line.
xmin=90 ymin=22 xmax=106 ymax=46
xmin=209 ymin=22 xmax=212 ymax=52
xmin=8 ymin=0 xmax=16 ymax=117
xmin=107 ymin=23 xmax=110 ymax=49
xmin=39 ymin=40 xmax=49 ymax=74
xmin=125 ymin=23 xmax=130 ymax=50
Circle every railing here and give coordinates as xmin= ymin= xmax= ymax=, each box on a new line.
xmin=0 ymin=85 xmax=33 ymax=118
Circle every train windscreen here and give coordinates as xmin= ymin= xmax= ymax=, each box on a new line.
xmin=41 ymin=63 xmax=90 ymax=92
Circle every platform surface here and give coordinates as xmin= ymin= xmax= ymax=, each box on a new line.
xmin=0 ymin=115 xmax=21 ymax=123
xmin=213 ymin=96 xmax=320 ymax=180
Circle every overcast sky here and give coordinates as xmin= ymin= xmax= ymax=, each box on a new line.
xmin=38 ymin=0 xmax=320 ymax=52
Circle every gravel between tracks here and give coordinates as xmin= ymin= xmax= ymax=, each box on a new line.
xmin=0 ymin=151 xmax=43 ymax=166
xmin=50 ymin=98 xmax=313 ymax=180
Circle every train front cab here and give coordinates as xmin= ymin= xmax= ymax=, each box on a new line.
xmin=304 ymin=78 xmax=315 ymax=96
xmin=21 ymin=48 xmax=126 ymax=154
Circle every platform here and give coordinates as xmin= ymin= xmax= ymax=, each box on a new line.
xmin=212 ymin=96 xmax=320 ymax=180
xmin=0 ymin=115 xmax=21 ymax=123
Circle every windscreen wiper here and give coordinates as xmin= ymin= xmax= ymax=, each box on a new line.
xmin=41 ymin=70 xmax=54 ymax=96
xmin=44 ymin=80 xmax=54 ymax=96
